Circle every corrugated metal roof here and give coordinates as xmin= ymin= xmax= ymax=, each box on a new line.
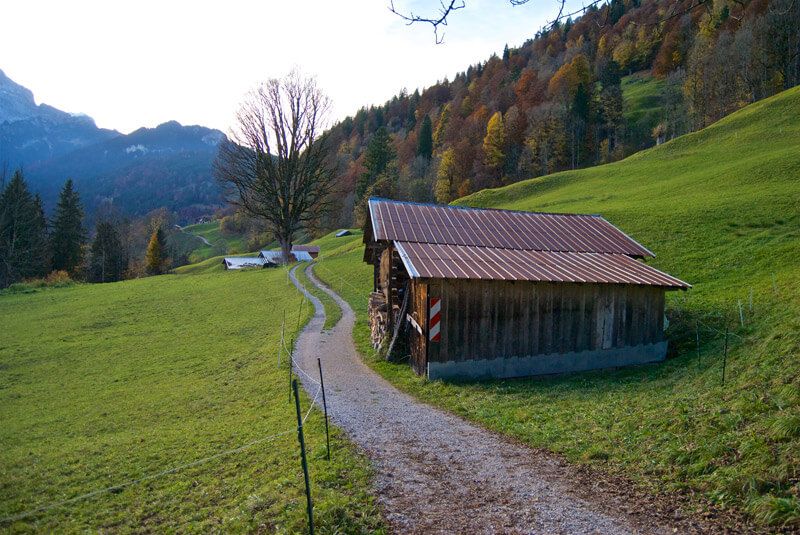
xmin=368 ymin=198 xmax=653 ymax=257
xmin=259 ymin=251 xmax=283 ymax=264
xmin=292 ymin=250 xmax=314 ymax=262
xmin=259 ymin=250 xmax=314 ymax=263
xmin=395 ymin=241 xmax=690 ymax=288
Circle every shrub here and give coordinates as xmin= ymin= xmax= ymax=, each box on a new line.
xmin=4 ymin=271 xmax=76 ymax=293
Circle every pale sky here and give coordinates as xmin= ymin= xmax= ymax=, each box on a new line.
xmin=1 ymin=0 xmax=577 ymax=135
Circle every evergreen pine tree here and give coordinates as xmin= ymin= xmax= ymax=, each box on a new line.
xmin=357 ymin=126 xmax=395 ymax=199
xmin=406 ymin=105 xmax=417 ymax=131
xmin=417 ymin=115 xmax=433 ymax=159
xmin=145 ymin=227 xmax=169 ymax=275
xmin=0 ymin=170 xmax=49 ymax=287
xmin=31 ymin=194 xmax=49 ymax=277
xmin=90 ymin=220 xmax=126 ymax=283
xmin=50 ymin=179 xmax=87 ymax=276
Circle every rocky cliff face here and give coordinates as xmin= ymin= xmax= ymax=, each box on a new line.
xmin=0 ymin=68 xmax=39 ymax=124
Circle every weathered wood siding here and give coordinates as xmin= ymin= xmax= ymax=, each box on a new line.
xmin=377 ymin=245 xmax=410 ymax=336
xmin=408 ymin=280 xmax=428 ymax=376
xmin=418 ymin=279 xmax=665 ymax=366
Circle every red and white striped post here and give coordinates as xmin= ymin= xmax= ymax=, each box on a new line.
xmin=429 ymin=298 xmax=441 ymax=342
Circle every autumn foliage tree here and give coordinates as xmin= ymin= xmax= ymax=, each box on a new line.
xmin=312 ymin=0 xmax=800 ymax=229
xmin=434 ymin=147 xmax=458 ymax=204
xmin=145 ymin=227 xmax=169 ymax=275
xmin=483 ymin=111 xmax=506 ymax=178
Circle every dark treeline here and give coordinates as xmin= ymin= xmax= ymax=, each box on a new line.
xmin=318 ymin=0 xmax=799 ymax=228
xmin=0 ymin=167 xmax=207 ymax=289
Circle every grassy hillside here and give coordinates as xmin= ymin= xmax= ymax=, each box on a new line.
xmin=0 ymin=271 xmax=383 ymax=533
xmin=621 ymin=73 xmax=666 ymax=152
xmin=459 ymin=86 xmax=799 ymax=297
xmin=313 ymin=87 xmax=800 ymax=529
xmin=182 ymin=221 xmax=251 ymax=264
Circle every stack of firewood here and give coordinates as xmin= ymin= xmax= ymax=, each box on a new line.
xmin=368 ymin=292 xmax=388 ymax=349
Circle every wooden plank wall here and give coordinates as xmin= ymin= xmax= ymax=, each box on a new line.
xmin=408 ymin=280 xmax=428 ymax=376
xmin=431 ymin=280 xmax=666 ymax=365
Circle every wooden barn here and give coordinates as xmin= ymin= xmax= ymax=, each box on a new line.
xmin=292 ymin=244 xmax=320 ymax=259
xmin=363 ymin=198 xmax=691 ymax=380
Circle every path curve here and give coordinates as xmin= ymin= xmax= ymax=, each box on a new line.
xmin=289 ymin=264 xmax=692 ymax=535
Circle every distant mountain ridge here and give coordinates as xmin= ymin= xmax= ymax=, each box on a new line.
xmin=0 ymin=69 xmax=226 ymax=222
xmin=0 ymin=69 xmax=120 ymax=167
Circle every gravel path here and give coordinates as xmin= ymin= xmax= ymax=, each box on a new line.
xmin=289 ymin=264 xmax=697 ymax=535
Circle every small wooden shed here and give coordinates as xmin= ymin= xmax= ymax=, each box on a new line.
xmin=292 ymin=245 xmax=320 ymax=259
xmin=363 ymin=198 xmax=690 ymax=380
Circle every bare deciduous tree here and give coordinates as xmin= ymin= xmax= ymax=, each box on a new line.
xmin=214 ymin=71 xmax=334 ymax=264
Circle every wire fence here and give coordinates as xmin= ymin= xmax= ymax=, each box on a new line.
xmin=0 ymin=417 xmax=311 ymax=525
xmin=663 ymin=272 xmax=797 ymax=384
xmin=3 ymin=270 xmax=332 ymax=527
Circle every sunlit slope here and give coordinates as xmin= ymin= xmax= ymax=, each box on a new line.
xmin=457 ymin=86 xmax=800 ymax=296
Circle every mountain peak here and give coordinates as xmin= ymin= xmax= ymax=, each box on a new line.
xmin=156 ymin=120 xmax=182 ymax=130
xmin=0 ymin=68 xmax=38 ymax=123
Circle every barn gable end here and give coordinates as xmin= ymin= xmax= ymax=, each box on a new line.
xmin=363 ymin=198 xmax=690 ymax=380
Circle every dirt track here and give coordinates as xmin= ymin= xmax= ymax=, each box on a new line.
xmin=289 ymin=264 xmax=723 ymax=535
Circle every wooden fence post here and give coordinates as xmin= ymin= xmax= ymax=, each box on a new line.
xmin=696 ymin=319 xmax=700 ymax=365
xmin=721 ymin=327 xmax=728 ymax=387
xmin=318 ymin=358 xmax=330 ymax=460
xmin=738 ymin=300 xmax=744 ymax=328
xmin=292 ymin=379 xmax=314 ymax=535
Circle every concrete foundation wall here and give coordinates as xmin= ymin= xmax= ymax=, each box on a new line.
xmin=426 ymin=341 xmax=668 ymax=381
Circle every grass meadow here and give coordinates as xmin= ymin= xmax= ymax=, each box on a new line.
xmin=0 ymin=268 xmax=383 ymax=533
xmin=311 ymin=87 xmax=800 ymax=529
xmin=182 ymin=221 xmax=252 ymax=264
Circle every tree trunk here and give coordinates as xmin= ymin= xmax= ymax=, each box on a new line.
xmin=280 ymin=237 xmax=292 ymax=264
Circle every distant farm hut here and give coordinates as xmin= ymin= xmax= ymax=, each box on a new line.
xmin=335 ymin=229 xmax=353 ymax=237
xmin=363 ymin=198 xmax=690 ymax=380
xmin=259 ymin=249 xmax=314 ymax=267
xmin=222 ymin=257 xmax=264 ymax=269
xmin=292 ymin=244 xmax=320 ymax=259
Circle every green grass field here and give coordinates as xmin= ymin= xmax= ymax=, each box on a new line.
xmin=622 ymin=72 xmax=667 ymax=152
xmin=182 ymin=221 xmax=252 ymax=264
xmin=312 ymin=87 xmax=800 ymax=529
xmin=0 ymin=270 xmax=383 ymax=533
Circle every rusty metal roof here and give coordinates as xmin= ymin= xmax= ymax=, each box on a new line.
xmin=368 ymin=198 xmax=654 ymax=257
xmin=292 ymin=245 xmax=320 ymax=254
xmin=394 ymin=242 xmax=690 ymax=288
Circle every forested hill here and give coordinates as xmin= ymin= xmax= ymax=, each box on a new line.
xmin=320 ymin=0 xmax=799 ymax=229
